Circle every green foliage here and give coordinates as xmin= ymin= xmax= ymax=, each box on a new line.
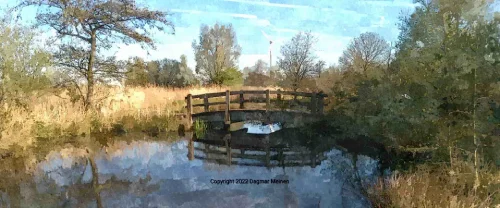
xmin=193 ymin=119 xmax=207 ymax=139
xmin=125 ymin=57 xmax=149 ymax=87
xmin=125 ymin=55 xmax=199 ymax=87
xmin=192 ymin=23 xmax=241 ymax=85
xmin=0 ymin=22 xmax=52 ymax=108
xmin=221 ymin=67 xmax=243 ymax=87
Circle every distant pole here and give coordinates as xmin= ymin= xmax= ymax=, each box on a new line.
xmin=269 ymin=41 xmax=272 ymax=69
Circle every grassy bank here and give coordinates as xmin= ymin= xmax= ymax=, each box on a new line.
xmin=0 ymin=85 xmax=279 ymax=150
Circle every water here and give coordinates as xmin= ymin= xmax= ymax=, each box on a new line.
xmin=0 ymin=130 xmax=377 ymax=208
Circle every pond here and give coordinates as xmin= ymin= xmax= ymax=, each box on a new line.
xmin=0 ymin=128 xmax=380 ymax=208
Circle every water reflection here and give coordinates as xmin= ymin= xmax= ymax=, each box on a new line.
xmin=0 ymin=130 xmax=371 ymax=207
xmin=188 ymin=129 xmax=327 ymax=169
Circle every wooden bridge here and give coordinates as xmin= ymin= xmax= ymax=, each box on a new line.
xmin=185 ymin=89 xmax=328 ymax=127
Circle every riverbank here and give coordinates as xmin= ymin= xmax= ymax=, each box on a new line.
xmin=0 ymin=85 xmax=281 ymax=150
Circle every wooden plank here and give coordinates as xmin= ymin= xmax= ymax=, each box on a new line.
xmin=192 ymin=92 xmax=226 ymax=99
xmin=238 ymin=90 xmax=266 ymax=94
xmin=269 ymin=91 xmax=312 ymax=97
xmin=193 ymin=102 xmax=226 ymax=107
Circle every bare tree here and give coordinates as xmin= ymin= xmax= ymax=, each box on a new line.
xmin=338 ymin=32 xmax=390 ymax=72
xmin=13 ymin=0 xmax=174 ymax=111
xmin=192 ymin=23 xmax=241 ymax=85
xmin=313 ymin=60 xmax=326 ymax=78
xmin=253 ymin=59 xmax=268 ymax=74
xmin=277 ymin=31 xmax=319 ymax=93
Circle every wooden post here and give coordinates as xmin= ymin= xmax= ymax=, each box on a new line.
xmin=186 ymin=94 xmax=193 ymax=128
xmin=279 ymin=148 xmax=284 ymax=167
xmin=317 ymin=92 xmax=325 ymax=115
xmin=239 ymin=91 xmax=244 ymax=109
xmin=225 ymin=134 xmax=232 ymax=166
xmin=266 ymin=89 xmax=270 ymax=112
xmin=203 ymin=94 xmax=209 ymax=112
xmin=311 ymin=150 xmax=317 ymax=168
xmin=188 ymin=136 xmax=194 ymax=161
xmin=265 ymin=135 xmax=270 ymax=169
xmin=311 ymin=92 xmax=317 ymax=114
xmin=277 ymin=89 xmax=282 ymax=101
xmin=225 ymin=90 xmax=230 ymax=124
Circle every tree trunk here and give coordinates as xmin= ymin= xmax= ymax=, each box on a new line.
xmin=85 ymin=31 xmax=97 ymax=111
xmin=89 ymin=156 xmax=103 ymax=208
xmin=473 ymin=67 xmax=480 ymax=192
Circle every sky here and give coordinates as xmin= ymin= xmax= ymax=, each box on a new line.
xmin=1 ymin=0 xmax=422 ymax=70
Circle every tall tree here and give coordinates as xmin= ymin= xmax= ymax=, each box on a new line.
xmin=192 ymin=23 xmax=241 ymax=85
xmin=277 ymin=31 xmax=320 ymax=93
xmin=13 ymin=0 xmax=174 ymax=111
xmin=338 ymin=32 xmax=390 ymax=72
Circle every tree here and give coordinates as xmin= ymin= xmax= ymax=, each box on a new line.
xmin=277 ymin=31 xmax=320 ymax=93
xmin=13 ymin=0 xmax=174 ymax=111
xmin=144 ymin=55 xmax=197 ymax=87
xmin=244 ymin=59 xmax=272 ymax=86
xmin=0 ymin=21 xmax=51 ymax=108
xmin=125 ymin=57 xmax=149 ymax=87
xmin=221 ymin=67 xmax=243 ymax=87
xmin=244 ymin=71 xmax=272 ymax=87
xmin=192 ymin=23 xmax=241 ymax=85
xmin=253 ymin=59 xmax=268 ymax=74
xmin=177 ymin=55 xmax=198 ymax=87
xmin=338 ymin=32 xmax=390 ymax=72
xmin=313 ymin=60 xmax=326 ymax=78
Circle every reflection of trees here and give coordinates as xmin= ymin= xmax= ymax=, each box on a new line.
xmin=0 ymin=136 xmax=162 ymax=207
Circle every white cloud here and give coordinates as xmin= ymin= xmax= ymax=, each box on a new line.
xmin=273 ymin=28 xmax=300 ymax=34
xmin=361 ymin=0 xmax=419 ymax=8
xmin=169 ymin=9 xmax=258 ymax=19
xmin=254 ymin=19 xmax=271 ymax=27
xmin=223 ymin=0 xmax=309 ymax=9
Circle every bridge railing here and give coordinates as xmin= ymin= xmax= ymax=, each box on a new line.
xmin=185 ymin=89 xmax=327 ymax=125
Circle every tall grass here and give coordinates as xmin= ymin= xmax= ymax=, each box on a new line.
xmin=366 ymin=163 xmax=500 ymax=208
xmin=0 ymin=85 xmax=276 ymax=149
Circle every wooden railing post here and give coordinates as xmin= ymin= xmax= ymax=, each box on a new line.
xmin=203 ymin=94 xmax=209 ymax=112
xmin=266 ymin=89 xmax=270 ymax=112
xmin=186 ymin=94 xmax=193 ymax=128
xmin=317 ymin=92 xmax=325 ymax=115
xmin=311 ymin=92 xmax=317 ymax=114
xmin=239 ymin=91 xmax=244 ymax=109
xmin=277 ymin=89 xmax=282 ymax=101
xmin=225 ymin=90 xmax=230 ymax=124
xmin=188 ymin=136 xmax=194 ymax=161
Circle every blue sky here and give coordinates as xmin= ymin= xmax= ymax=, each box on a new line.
xmin=1 ymin=0 xmax=421 ymax=69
